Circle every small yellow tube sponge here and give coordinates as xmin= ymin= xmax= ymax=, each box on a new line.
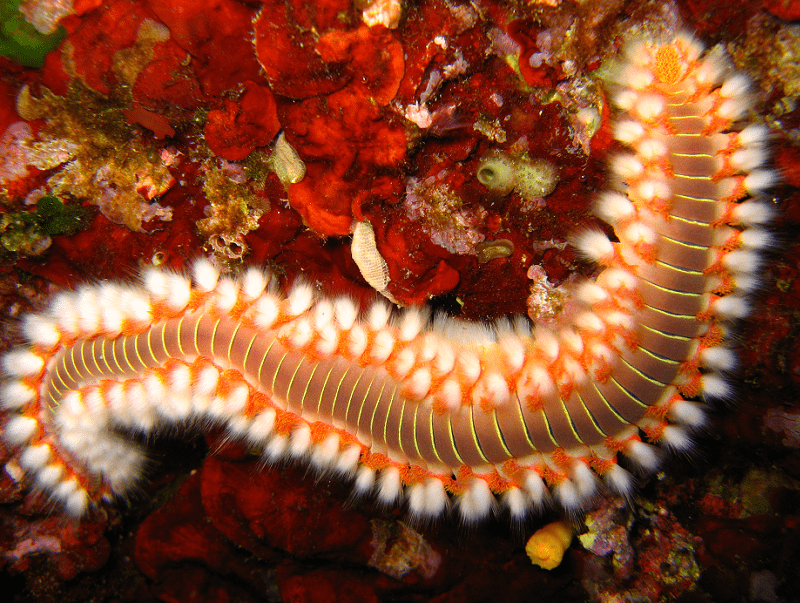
xmin=525 ymin=519 xmax=574 ymax=570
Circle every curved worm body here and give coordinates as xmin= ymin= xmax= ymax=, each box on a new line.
xmin=0 ymin=33 xmax=773 ymax=520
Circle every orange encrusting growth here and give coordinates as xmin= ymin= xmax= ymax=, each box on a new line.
xmin=0 ymin=32 xmax=773 ymax=522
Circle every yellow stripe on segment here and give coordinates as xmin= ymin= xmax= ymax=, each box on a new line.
xmin=556 ymin=397 xmax=586 ymax=445
xmin=468 ymin=407 xmax=490 ymax=464
xmin=575 ymin=392 xmax=608 ymax=436
xmin=540 ymin=410 xmax=560 ymax=449
xmin=674 ymin=192 xmax=715 ymax=203
xmin=70 ymin=344 xmax=85 ymax=380
xmin=610 ymin=374 xmax=652 ymax=407
xmin=227 ymin=323 xmax=243 ymax=365
xmin=491 ymin=411 xmax=513 ymax=457
xmin=99 ymin=339 xmax=113 ymax=374
xmin=271 ymin=352 xmax=290 ymax=396
xmin=344 ymin=370 xmax=365 ymax=428
xmin=298 ymin=362 xmax=319 ymax=416
xmin=512 ymin=393 xmax=537 ymax=449
xmin=329 ymin=364 xmax=351 ymax=422
xmin=380 ymin=393 xmax=397 ymax=451
xmin=314 ymin=362 xmax=338 ymax=418
xmin=428 ymin=408 xmax=447 ymax=466
xmin=642 ymin=275 xmax=704 ymax=301
xmin=369 ymin=382 xmax=392 ymax=445
xmin=256 ymin=339 xmax=277 ymax=389
xmin=351 ymin=372 xmax=377 ymax=431
xmin=662 ymin=233 xmax=710 ymax=251
xmin=644 ymin=301 xmax=696 ymax=321
xmin=637 ymin=345 xmax=681 ymax=366
xmin=656 ymin=259 xmax=703 ymax=278
xmin=285 ymin=356 xmax=307 ymax=411
xmin=117 ymin=337 xmax=136 ymax=374
xmin=447 ymin=418 xmax=464 ymax=465
xmin=672 ymin=151 xmax=714 ymax=159
xmin=641 ymin=322 xmax=693 ymax=343
xmin=133 ymin=333 xmax=146 ymax=369
xmin=621 ymin=355 xmax=669 ymax=388
xmin=241 ymin=334 xmax=258 ymax=367
xmin=176 ymin=315 xmax=186 ymax=357
xmin=358 ymin=377 xmax=385 ymax=432
xmin=60 ymin=347 xmax=78 ymax=383
xmin=589 ymin=382 xmax=629 ymax=423
xmin=208 ymin=318 xmax=222 ymax=357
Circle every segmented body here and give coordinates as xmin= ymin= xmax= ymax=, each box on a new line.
xmin=0 ymin=33 xmax=773 ymax=520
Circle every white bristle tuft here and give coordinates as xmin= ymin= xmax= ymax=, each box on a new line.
xmin=377 ymin=466 xmax=402 ymax=505
xmin=353 ymin=465 xmax=376 ymax=494
xmin=264 ymin=434 xmax=288 ymax=461
xmin=367 ymin=301 xmax=392 ymax=331
xmin=701 ymin=373 xmax=731 ymax=400
xmin=613 ymin=89 xmax=638 ymax=111
xmin=738 ymin=123 xmax=770 ymax=146
xmin=502 ymin=486 xmax=529 ymax=520
xmin=743 ymin=170 xmax=776 ymax=195
xmin=142 ymin=267 xmax=170 ymax=300
xmin=613 ymin=119 xmax=645 ymax=144
xmin=721 ymin=250 xmax=761 ymax=275
xmin=98 ymin=285 xmax=125 ymax=336
xmin=247 ymin=408 xmax=276 ymax=443
xmin=730 ymin=146 xmax=767 ymax=172
xmin=611 ymin=153 xmax=645 ymax=180
xmin=694 ymin=53 xmax=728 ymax=86
xmin=398 ymin=308 xmax=428 ymax=341
xmin=554 ymin=478 xmax=581 ymax=511
xmin=713 ymin=295 xmax=749 ymax=320
xmin=286 ymin=281 xmax=315 ymax=317
xmin=19 ymin=443 xmax=52 ymax=472
xmin=241 ymin=267 xmax=269 ymax=301
xmin=64 ymin=487 xmax=89 ymax=517
xmin=335 ymin=444 xmax=362 ymax=477
xmin=288 ymin=423 xmax=312 ymax=457
xmin=718 ymin=97 xmax=750 ymax=121
xmin=251 ymin=294 xmax=280 ymax=330
xmin=36 ymin=463 xmax=65 ymax=489
xmin=312 ymin=299 xmax=335 ymax=329
xmin=408 ymin=477 xmax=449 ymax=519
xmin=192 ymin=257 xmax=221 ymax=292
xmin=22 ymin=314 xmax=61 ymax=348
xmin=310 ymin=433 xmax=340 ymax=469
xmin=603 ymin=464 xmax=634 ymax=498
xmin=595 ymin=191 xmax=635 ymax=225
xmin=333 ymin=297 xmax=359 ymax=330
xmin=668 ymin=399 xmax=706 ymax=428
xmin=700 ymin=346 xmax=736 ymax=371
xmin=571 ymin=230 xmax=615 ymax=264
xmin=720 ymin=73 xmax=750 ymax=99
xmin=524 ymin=469 xmax=547 ymax=507
xmin=2 ymin=350 xmax=44 ymax=378
xmin=0 ymin=382 xmax=36 ymax=410
xmin=739 ymin=228 xmax=772 ymax=251
xmin=731 ymin=201 xmax=774 ymax=226
xmin=661 ymin=425 xmax=692 ymax=451
xmin=458 ymin=478 xmax=494 ymax=523
xmin=625 ymin=439 xmax=660 ymax=472
xmin=165 ymin=273 xmax=192 ymax=311
xmin=50 ymin=293 xmax=79 ymax=338
xmin=635 ymin=94 xmax=666 ymax=120
xmin=403 ymin=367 xmax=432 ymax=400
xmin=369 ymin=330 xmax=396 ymax=363
xmin=76 ymin=288 xmax=102 ymax=333
xmin=571 ymin=461 xmax=597 ymax=500
xmin=211 ymin=278 xmax=240 ymax=314
xmin=577 ymin=282 xmax=610 ymax=306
